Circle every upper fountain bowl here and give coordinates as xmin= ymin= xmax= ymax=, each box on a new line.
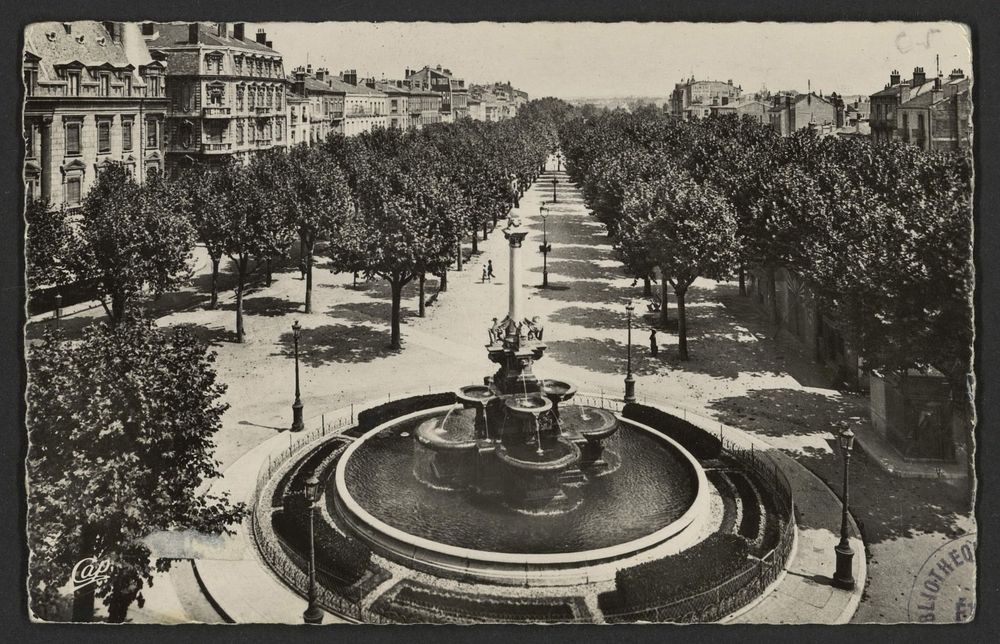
xmin=540 ymin=379 xmax=578 ymax=404
xmin=456 ymin=384 xmax=496 ymax=406
xmin=505 ymin=394 xmax=553 ymax=418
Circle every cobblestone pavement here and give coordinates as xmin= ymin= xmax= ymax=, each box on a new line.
xmin=31 ymin=157 xmax=974 ymax=624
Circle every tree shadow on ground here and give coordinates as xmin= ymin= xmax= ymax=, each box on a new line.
xmin=326 ymin=300 xmax=397 ymax=326
xmin=240 ymin=296 xmax=303 ymax=318
xmin=706 ymin=388 xmax=867 ymax=441
xmin=274 ymin=323 xmax=397 ymax=366
xmin=547 ymin=305 xmax=627 ymax=331
xmin=788 ymin=444 xmax=970 ymax=544
xmin=536 ymin=280 xmax=630 ymax=306
xmin=25 ymin=314 xmax=105 ymax=343
xmin=528 ymin=259 xmax=625 ymax=282
xmin=545 ymin=337 xmax=662 ymax=377
xmin=172 ymin=322 xmax=233 ymax=347
xmin=550 ymin=244 xmax=615 ymax=262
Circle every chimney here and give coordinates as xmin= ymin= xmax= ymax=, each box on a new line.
xmin=63 ymin=22 xmax=72 ymax=34
xmin=436 ymin=64 xmax=442 ymax=71
xmin=234 ymin=23 xmax=245 ymax=40
xmin=256 ymin=28 xmax=266 ymax=45
xmin=216 ymin=22 xmax=227 ymax=37
xmin=189 ymin=23 xmax=200 ymax=44
xmin=315 ymin=68 xmax=326 ymax=82
xmin=912 ymin=66 xmax=926 ymax=86
xmin=306 ymin=63 xmax=313 ymax=75
xmin=141 ymin=22 xmax=156 ymax=36
xmin=950 ymin=68 xmax=965 ymax=80
xmin=265 ymin=40 xmax=272 ymax=49
xmin=890 ymin=69 xmax=901 ymax=86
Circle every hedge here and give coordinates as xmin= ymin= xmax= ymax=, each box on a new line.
xmin=350 ymin=392 xmax=457 ymax=437
xmin=272 ymin=507 xmax=372 ymax=585
xmin=621 ymin=403 xmax=722 ymax=460
xmin=728 ymin=471 xmax=763 ymax=544
xmin=374 ymin=581 xmax=578 ymax=623
xmin=614 ymin=533 xmax=751 ymax=609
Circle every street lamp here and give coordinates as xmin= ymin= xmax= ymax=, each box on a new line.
xmin=291 ymin=320 xmax=305 ymax=432
xmin=302 ymin=471 xmax=323 ymax=624
xmin=556 ymin=151 xmax=563 ymax=172
xmin=539 ymin=203 xmax=551 ymax=288
xmin=54 ymin=293 xmax=63 ymax=331
xmin=624 ymin=301 xmax=636 ymax=403
xmin=551 ymin=176 xmax=559 ymax=203
xmin=833 ymin=423 xmax=856 ymax=590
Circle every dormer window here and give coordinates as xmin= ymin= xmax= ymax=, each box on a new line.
xmin=99 ymin=73 xmax=110 ymax=96
xmin=67 ymin=71 xmax=80 ymax=96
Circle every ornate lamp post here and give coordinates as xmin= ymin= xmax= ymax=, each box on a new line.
xmin=54 ymin=292 xmax=63 ymax=330
xmin=302 ymin=471 xmax=323 ymax=624
xmin=539 ymin=203 xmax=551 ymax=288
xmin=551 ymin=176 xmax=559 ymax=203
xmin=833 ymin=423 xmax=856 ymax=590
xmin=624 ymin=301 xmax=636 ymax=403
xmin=291 ymin=320 xmax=305 ymax=432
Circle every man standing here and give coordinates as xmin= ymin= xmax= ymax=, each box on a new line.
xmin=649 ymin=329 xmax=659 ymax=357
xmin=487 ymin=260 xmax=495 ymax=281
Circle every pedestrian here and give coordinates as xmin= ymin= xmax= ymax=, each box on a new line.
xmin=299 ymin=260 xmax=307 ymax=280
xmin=487 ymin=260 xmax=495 ymax=280
xmin=482 ymin=265 xmax=488 ymax=283
xmin=650 ymin=329 xmax=659 ymax=357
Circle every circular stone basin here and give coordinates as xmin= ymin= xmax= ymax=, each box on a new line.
xmin=414 ymin=408 xmax=477 ymax=451
xmin=334 ymin=405 xmax=704 ymax=562
xmin=540 ymin=379 xmax=578 ymax=402
xmin=456 ymin=384 xmax=495 ymax=405
xmin=505 ymin=394 xmax=553 ymax=416
xmin=496 ymin=437 xmax=581 ymax=472
xmin=561 ymin=406 xmax=618 ymax=440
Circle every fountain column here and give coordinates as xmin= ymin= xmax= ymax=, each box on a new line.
xmin=504 ymin=217 xmax=528 ymax=320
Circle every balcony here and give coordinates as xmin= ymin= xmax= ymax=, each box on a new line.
xmin=201 ymin=142 xmax=232 ymax=154
xmin=254 ymin=106 xmax=273 ymax=116
xmin=203 ymin=106 xmax=232 ymax=118
xmin=255 ymin=138 xmax=273 ymax=148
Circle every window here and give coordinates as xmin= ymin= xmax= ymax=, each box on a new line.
xmin=122 ymin=119 xmax=133 ymax=151
xmin=237 ymin=85 xmax=244 ymax=110
xmin=24 ymin=68 xmax=37 ymax=95
xmin=67 ymin=71 xmax=80 ymax=96
xmin=275 ymin=119 xmax=282 ymax=141
xmin=24 ymin=124 xmax=35 ymax=158
xmin=209 ymin=86 xmax=224 ymax=105
xmin=236 ymin=120 xmax=244 ymax=144
xmin=235 ymin=56 xmax=243 ymax=75
xmin=146 ymin=117 xmax=159 ymax=148
xmin=65 ymin=121 xmax=82 ymax=155
xmin=147 ymin=75 xmax=161 ymax=96
xmin=98 ymin=120 xmax=111 ymax=153
xmin=124 ymin=73 xmax=132 ymax=96
xmin=100 ymin=74 xmax=110 ymax=96
xmin=66 ymin=176 xmax=82 ymax=206
xmin=901 ymin=113 xmax=909 ymax=142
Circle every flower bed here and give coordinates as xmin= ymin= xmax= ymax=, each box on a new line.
xmin=727 ymin=471 xmax=764 ymax=546
xmin=621 ymin=403 xmax=722 ymax=460
xmin=272 ymin=507 xmax=372 ymax=585
xmin=372 ymin=580 xmax=583 ymax=624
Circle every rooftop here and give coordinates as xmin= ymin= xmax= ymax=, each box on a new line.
xmin=146 ymin=22 xmax=280 ymax=55
xmin=24 ymin=21 xmax=155 ymax=84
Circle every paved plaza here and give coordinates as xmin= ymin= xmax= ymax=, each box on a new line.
xmin=30 ymin=158 xmax=973 ymax=624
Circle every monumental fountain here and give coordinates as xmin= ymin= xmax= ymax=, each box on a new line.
xmin=326 ymin=214 xmax=712 ymax=586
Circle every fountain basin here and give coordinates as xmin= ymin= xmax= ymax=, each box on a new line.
xmin=333 ymin=404 xmax=710 ymax=586
xmin=504 ymin=394 xmax=553 ymax=419
xmin=456 ymin=384 xmax=496 ymax=406
xmin=540 ymin=378 xmax=578 ymax=403
xmin=414 ymin=411 xmax=477 ymax=451
xmin=496 ymin=437 xmax=581 ymax=472
xmin=561 ymin=406 xmax=618 ymax=441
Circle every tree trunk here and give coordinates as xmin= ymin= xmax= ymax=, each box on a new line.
xmin=236 ymin=257 xmax=247 ymax=343
xmin=483 ymin=222 xmax=488 ymax=240
xmin=738 ymin=264 xmax=747 ymax=296
xmin=418 ymin=273 xmax=426 ymax=318
xmin=676 ymin=286 xmax=689 ymax=361
xmin=110 ymin=289 xmax=127 ymax=326
xmin=210 ymin=257 xmax=220 ymax=309
xmin=659 ymin=271 xmax=670 ymax=327
xmin=304 ymin=239 xmax=314 ymax=314
xmin=265 ymin=258 xmax=272 ymax=287
xmin=456 ymin=239 xmax=463 ymax=271
xmin=492 ymin=210 xmax=498 ymax=229
xmin=767 ymin=265 xmax=779 ymax=336
xmin=71 ymin=525 xmax=96 ymax=622
xmin=471 ymin=230 xmax=479 ymax=254
xmin=643 ymin=275 xmax=652 ymax=297
xmin=389 ymin=279 xmax=403 ymax=350
xmin=106 ymin=578 xmax=139 ymax=623
xmin=439 ymin=268 xmax=448 ymax=292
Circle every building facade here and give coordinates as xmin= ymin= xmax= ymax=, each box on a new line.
xmin=290 ymin=65 xmax=342 ymax=144
xmin=286 ymin=91 xmax=310 ymax=146
xmin=405 ymin=65 xmax=468 ymax=123
xmin=894 ymin=70 xmax=970 ymax=152
xmin=869 ymin=67 xmax=936 ymax=144
xmin=143 ymin=22 xmax=287 ymax=174
xmin=367 ymin=80 xmax=411 ymax=129
xmin=767 ymin=92 xmax=841 ymax=137
xmin=669 ymin=78 xmax=743 ymax=120
xmin=335 ymin=70 xmax=388 ymax=136
xmin=23 ymin=21 xmax=169 ymax=208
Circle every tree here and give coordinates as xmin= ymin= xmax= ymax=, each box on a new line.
xmin=212 ymin=156 xmax=292 ymax=342
xmin=282 ymin=146 xmax=353 ymax=313
xmin=25 ymin=198 xmax=72 ymax=290
xmin=26 ymin=317 xmax=244 ymax=622
xmin=69 ymin=164 xmax=194 ymax=325
xmin=625 ymin=166 xmax=738 ymax=360
xmin=176 ymin=165 xmax=230 ymax=309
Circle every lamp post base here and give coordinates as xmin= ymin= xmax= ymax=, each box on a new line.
xmin=542 ymin=269 xmax=549 ymax=288
xmin=833 ymin=541 xmax=856 ymax=590
xmin=292 ymin=399 xmax=305 ymax=432
xmin=303 ymin=603 xmax=324 ymax=624
xmin=624 ymin=375 xmax=636 ymax=403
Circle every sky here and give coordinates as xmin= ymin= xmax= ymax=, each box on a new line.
xmin=257 ymin=21 xmax=972 ymax=99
